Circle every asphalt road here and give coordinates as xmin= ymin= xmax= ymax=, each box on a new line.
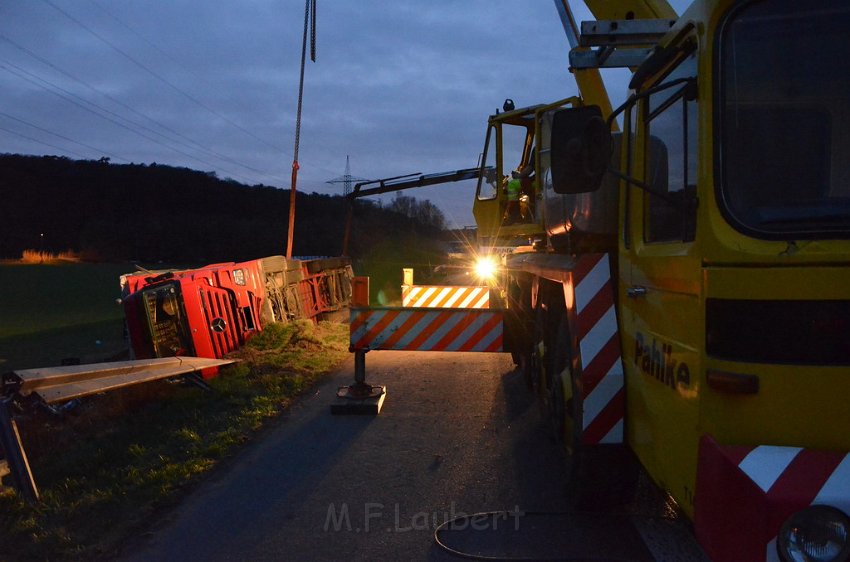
xmin=118 ymin=351 xmax=709 ymax=562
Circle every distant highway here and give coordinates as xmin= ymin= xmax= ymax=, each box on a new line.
xmin=118 ymin=351 xmax=708 ymax=561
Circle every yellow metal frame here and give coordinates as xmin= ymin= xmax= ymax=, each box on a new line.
xmin=473 ymin=98 xmax=583 ymax=244
xmin=614 ymin=0 xmax=850 ymax=516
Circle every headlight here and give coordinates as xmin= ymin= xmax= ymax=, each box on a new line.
xmin=777 ymin=505 xmax=850 ymax=562
xmin=474 ymin=256 xmax=498 ymax=280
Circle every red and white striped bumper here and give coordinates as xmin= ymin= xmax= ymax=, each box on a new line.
xmin=695 ymin=434 xmax=850 ymax=562
xmin=349 ymin=308 xmax=502 ymax=352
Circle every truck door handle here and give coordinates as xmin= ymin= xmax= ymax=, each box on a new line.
xmin=627 ymin=286 xmax=647 ymax=298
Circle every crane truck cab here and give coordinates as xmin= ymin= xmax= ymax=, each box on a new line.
xmin=473 ymin=100 xmax=555 ymax=246
xmin=530 ymin=1 xmax=850 ymax=561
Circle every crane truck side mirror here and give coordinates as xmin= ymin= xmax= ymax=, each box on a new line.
xmin=551 ymin=106 xmax=611 ymax=194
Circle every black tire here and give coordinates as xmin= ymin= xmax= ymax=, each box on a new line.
xmin=548 ymin=313 xmax=588 ymax=508
xmin=548 ymin=315 xmax=578 ymax=451
xmin=534 ymin=302 xmax=551 ymax=415
xmin=549 ymin=363 xmax=567 ymax=443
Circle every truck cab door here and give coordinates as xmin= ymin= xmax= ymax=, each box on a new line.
xmin=619 ymin=49 xmax=702 ymax=514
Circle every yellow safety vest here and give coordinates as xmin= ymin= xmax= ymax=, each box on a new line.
xmin=506 ymin=178 xmax=521 ymax=201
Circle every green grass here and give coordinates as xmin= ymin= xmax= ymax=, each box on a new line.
xmin=0 ymin=320 xmax=350 ymax=561
xmin=353 ymin=241 xmax=447 ymax=306
xmin=0 ymin=261 xmax=190 ymax=372
xmin=0 ymin=262 xmax=132 ymax=338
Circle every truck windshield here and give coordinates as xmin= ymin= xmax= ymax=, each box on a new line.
xmin=718 ymin=1 xmax=850 ymax=238
xmin=142 ymin=283 xmax=193 ymax=357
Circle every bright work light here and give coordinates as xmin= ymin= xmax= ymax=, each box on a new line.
xmin=474 ymin=256 xmax=498 ymax=280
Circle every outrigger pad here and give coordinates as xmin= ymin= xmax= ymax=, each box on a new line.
xmin=331 ymin=385 xmax=386 ymax=415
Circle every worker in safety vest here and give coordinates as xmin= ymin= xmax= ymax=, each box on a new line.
xmin=502 ymin=172 xmax=522 ymax=224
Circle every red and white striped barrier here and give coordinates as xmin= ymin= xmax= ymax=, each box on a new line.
xmin=350 ymin=308 xmax=502 ymax=352
xmin=402 ymin=285 xmax=490 ymax=309
xmin=572 ymin=253 xmax=624 ymax=445
xmin=695 ymin=434 xmax=850 ymax=562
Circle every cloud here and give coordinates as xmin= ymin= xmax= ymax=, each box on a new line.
xmin=0 ymin=0 xmax=691 ymax=223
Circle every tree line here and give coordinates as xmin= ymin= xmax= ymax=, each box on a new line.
xmin=0 ymin=154 xmax=447 ymax=263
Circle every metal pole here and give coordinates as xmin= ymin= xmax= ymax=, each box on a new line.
xmin=286 ymin=162 xmax=299 ymax=258
xmin=354 ymin=349 xmax=366 ymax=386
xmin=0 ymin=399 xmax=39 ymax=503
xmin=553 ymin=0 xmax=580 ymax=49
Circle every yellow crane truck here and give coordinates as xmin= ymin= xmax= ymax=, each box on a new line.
xmin=472 ymin=1 xmax=850 ymax=560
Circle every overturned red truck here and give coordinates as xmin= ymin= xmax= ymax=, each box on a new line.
xmin=120 ymin=255 xmax=353 ymax=370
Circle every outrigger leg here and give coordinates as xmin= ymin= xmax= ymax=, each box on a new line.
xmin=0 ymin=398 xmax=39 ymax=503
xmin=331 ymin=349 xmax=386 ymax=415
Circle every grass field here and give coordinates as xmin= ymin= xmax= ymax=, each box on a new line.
xmin=0 ymin=320 xmax=350 ymax=560
xmin=0 ymin=261 xmax=131 ymax=337
xmin=0 ymin=262 xmax=142 ymax=371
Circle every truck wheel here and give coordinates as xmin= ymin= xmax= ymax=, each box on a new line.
xmin=532 ymin=301 xmax=550 ymax=405
xmin=520 ymin=302 xmax=541 ymax=390
xmin=548 ymin=312 xmax=639 ymax=509
xmin=549 ymin=315 xmax=579 ymax=452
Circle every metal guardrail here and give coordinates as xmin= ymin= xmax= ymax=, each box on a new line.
xmin=0 ymin=356 xmax=235 ymax=502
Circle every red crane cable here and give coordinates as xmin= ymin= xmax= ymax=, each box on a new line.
xmin=286 ymin=0 xmax=316 ymax=258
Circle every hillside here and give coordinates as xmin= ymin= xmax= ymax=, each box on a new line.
xmin=0 ymin=154 xmax=445 ymax=263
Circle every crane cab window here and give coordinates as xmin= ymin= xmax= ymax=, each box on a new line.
xmin=476 ymin=121 xmax=535 ymax=203
xmin=477 ymin=125 xmax=498 ymax=200
xmin=641 ymin=52 xmax=698 ymax=243
xmin=502 ymin=123 xmax=533 ymax=177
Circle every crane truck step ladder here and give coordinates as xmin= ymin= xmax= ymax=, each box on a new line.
xmin=330 ymin=274 xmax=504 ymax=415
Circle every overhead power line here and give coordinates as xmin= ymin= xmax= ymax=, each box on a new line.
xmin=0 ymin=33 xmax=280 ymax=183
xmin=0 ymin=125 xmax=89 ymax=159
xmin=40 ymin=0 xmax=287 ymax=154
xmin=86 ymin=0 xmax=201 ymax=79
xmin=0 ymin=60 xmax=258 ymax=184
xmin=0 ymin=110 xmax=127 ymax=161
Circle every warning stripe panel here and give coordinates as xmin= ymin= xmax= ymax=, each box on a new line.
xmin=764 ymin=450 xmax=845 ymax=536
xmin=573 ymin=254 xmax=608 ymax=285
xmin=737 ymin=446 xmax=850 ymax=543
xmin=573 ymin=253 xmax=625 ymax=446
xmin=408 ymin=310 xmax=458 ymax=350
xmin=402 ymin=285 xmax=490 ymax=309
xmin=582 ymin=385 xmax=625 ymax=445
xmin=696 ymin=436 xmax=850 ymax=562
xmin=350 ymin=307 xmax=502 ymax=352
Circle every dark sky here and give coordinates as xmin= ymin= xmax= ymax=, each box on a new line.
xmin=0 ymin=0 xmax=688 ymax=226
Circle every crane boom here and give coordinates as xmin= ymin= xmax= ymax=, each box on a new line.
xmin=341 ymin=167 xmax=480 ymax=255
xmin=348 ymin=168 xmax=480 ymax=200
xmin=552 ymin=0 xmax=678 ymax=121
